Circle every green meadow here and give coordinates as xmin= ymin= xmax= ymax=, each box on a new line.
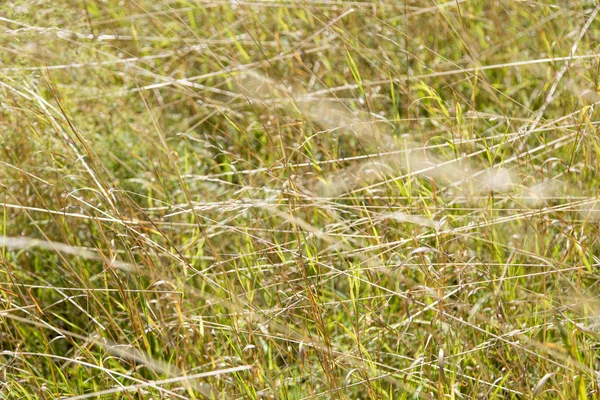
xmin=1 ymin=1 xmax=600 ymax=398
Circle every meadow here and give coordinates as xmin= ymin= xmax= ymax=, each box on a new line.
xmin=1 ymin=0 xmax=600 ymax=398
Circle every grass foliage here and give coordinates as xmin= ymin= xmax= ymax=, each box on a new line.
xmin=2 ymin=0 xmax=600 ymax=398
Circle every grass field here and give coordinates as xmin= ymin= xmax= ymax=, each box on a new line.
xmin=2 ymin=0 xmax=600 ymax=398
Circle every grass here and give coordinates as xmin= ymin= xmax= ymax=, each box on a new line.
xmin=1 ymin=0 xmax=600 ymax=398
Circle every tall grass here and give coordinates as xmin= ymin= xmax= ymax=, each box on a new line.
xmin=2 ymin=0 xmax=600 ymax=398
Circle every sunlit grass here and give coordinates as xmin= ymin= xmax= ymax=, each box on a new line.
xmin=2 ymin=1 xmax=600 ymax=398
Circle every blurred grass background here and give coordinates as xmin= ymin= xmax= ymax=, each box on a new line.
xmin=2 ymin=0 xmax=600 ymax=398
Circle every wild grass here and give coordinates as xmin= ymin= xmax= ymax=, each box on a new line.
xmin=1 ymin=0 xmax=600 ymax=398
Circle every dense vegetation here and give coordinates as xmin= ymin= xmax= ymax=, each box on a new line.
xmin=2 ymin=1 xmax=600 ymax=398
